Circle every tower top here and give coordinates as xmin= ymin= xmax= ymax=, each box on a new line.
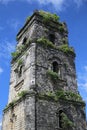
xmin=16 ymin=10 xmax=68 ymax=42
xmin=12 ymin=10 xmax=75 ymax=64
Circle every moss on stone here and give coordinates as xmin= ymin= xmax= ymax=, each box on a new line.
xmin=17 ymin=59 xmax=23 ymax=67
xmin=59 ymin=44 xmax=76 ymax=56
xmin=18 ymin=90 xmax=28 ymax=98
xmin=4 ymin=91 xmax=28 ymax=111
xmin=39 ymin=10 xmax=60 ymax=23
xmin=61 ymin=112 xmax=74 ymax=128
xmin=26 ymin=16 xmax=31 ymax=23
xmin=38 ymin=90 xmax=83 ymax=103
xmin=11 ymin=39 xmax=31 ymax=62
xmin=37 ymin=37 xmax=55 ymax=48
xmin=47 ymin=70 xmax=59 ymax=81
xmin=4 ymin=100 xmax=17 ymax=110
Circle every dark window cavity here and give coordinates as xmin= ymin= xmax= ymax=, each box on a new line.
xmin=59 ymin=110 xmax=63 ymax=128
xmin=49 ymin=34 xmax=55 ymax=44
xmin=53 ymin=61 xmax=58 ymax=73
xmin=22 ymin=37 xmax=27 ymax=45
xmin=18 ymin=65 xmax=23 ymax=77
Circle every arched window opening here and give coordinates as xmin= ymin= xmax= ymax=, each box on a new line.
xmin=59 ymin=110 xmax=63 ymax=128
xmin=22 ymin=37 xmax=27 ymax=45
xmin=53 ymin=61 xmax=59 ymax=73
xmin=49 ymin=34 xmax=55 ymax=44
xmin=18 ymin=66 xmax=23 ymax=77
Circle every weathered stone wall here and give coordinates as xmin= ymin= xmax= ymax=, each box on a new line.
xmin=24 ymin=94 xmax=35 ymax=130
xmin=36 ymin=44 xmax=77 ymax=93
xmin=8 ymin=43 xmax=36 ymax=103
xmin=36 ymin=98 xmax=86 ymax=130
xmin=2 ymin=94 xmax=35 ymax=130
xmin=2 ymin=99 xmax=25 ymax=130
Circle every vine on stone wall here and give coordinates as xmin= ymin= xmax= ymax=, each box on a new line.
xmin=60 ymin=112 xmax=74 ymax=128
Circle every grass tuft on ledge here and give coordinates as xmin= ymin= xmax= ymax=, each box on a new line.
xmin=37 ymin=37 xmax=55 ymax=48
xmin=4 ymin=91 xmax=28 ymax=111
xmin=39 ymin=10 xmax=60 ymax=23
xmin=47 ymin=70 xmax=59 ymax=81
xmin=38 ymin=90 xmax=84 ymax=104
xmin=59 ymin=44 xmax=76 ymax=57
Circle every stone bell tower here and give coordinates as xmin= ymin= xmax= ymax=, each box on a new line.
xmin=2 ymin=10 xmax=86 ymax=130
